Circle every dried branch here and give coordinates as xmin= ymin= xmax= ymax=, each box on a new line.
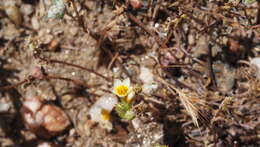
xmin=38 ymin=56 xmax=111 ymax=81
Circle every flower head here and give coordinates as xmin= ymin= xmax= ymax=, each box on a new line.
xmin=113 ymin=78 xmax=132 ymax=97
xmin=88 ymin=94 xmax=118 ymax=130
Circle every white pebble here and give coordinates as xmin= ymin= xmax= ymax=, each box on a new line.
xmin=139 ymin=66 xmax=158 ymax=95
xmin=37 ymin=142 xmax=54 ymax=147
xmin=31 ymin=16 xmax=40 ymax=30
xmin=154 ymin=23 xmax=159 ymax=28
xmin=131 ymin=118 xmax=142 ymax=131
xmin=250 ymin=57 xmax=260 ymax=79
xmin=21 ymin=4 xmax=34 ymax=16
xmin=142 ymin=83 xmax=158 ymax=95
xmin=0 ymin=103 xmax=11 ymax=112
xmin=139 ymin=66 xmax=154 ymax=84
xmin=23 ymin=99 xmax=42 ymax=113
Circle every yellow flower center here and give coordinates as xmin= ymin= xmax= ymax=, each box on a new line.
xmin=101 ymin=109 xmax=110 ymax=121
xmin=115 ymin=85 xmax=129 ymax=96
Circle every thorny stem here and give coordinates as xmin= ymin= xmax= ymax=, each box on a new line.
xmin=46 ymin=75 xmax=90 ymax=89
xmin=38 ymin=56 xmax=111 ymax=81
xmin=0 ymin=74 xmax=111 ymax=95
xmin=0 ymin=79 xmax=30 ymax=91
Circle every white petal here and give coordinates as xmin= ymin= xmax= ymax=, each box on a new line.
xmin=89 ymin=106 xmax=102 ymax=122
xmin=127 ymin=90 xmax=135 ymax=102
xmin=112 ymin=90 xmax=117 ymax=95
xmin=122 ymin=78 xmax=131 ymax=87
xmin=95 ymin=94 xmax=118 ymax=111
xmin=114 ymin=79 xmax=122 ymax=88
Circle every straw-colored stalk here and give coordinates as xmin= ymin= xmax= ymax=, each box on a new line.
xmin=156 ymin=76 xmax=207 ymax=128
xmin=174 ymin=88 xmax=206 ymax=128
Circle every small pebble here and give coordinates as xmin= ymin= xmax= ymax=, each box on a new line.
xmin=139 ymin=66 xmax=154 ymax=84
xmin=4 ymin=2 xmax=22 ymax=26
xmin=250 ymin=57 xmax=260 ymax=79
xmin=0 ymin=102 xmax=11 ymax=112
xmin=128 ymin=0 xmax=142 ymax=9
xmin=20 ymin=4 xmax=34 ymax=16
xmin=48 ymin=40 xmax=59 ymax=51
xmin=31 ymin=16 xmax=40 ymax=30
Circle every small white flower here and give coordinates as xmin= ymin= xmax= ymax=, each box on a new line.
xmin=113 ymin=78 xmax=132 ymax=97
xmin=88 ymin=94 xmax=118 ymax=130
xmin=89 ymin=95 xmax=118 ymax=122
xmin=89 ymin=106 xmax=113 ymax=130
